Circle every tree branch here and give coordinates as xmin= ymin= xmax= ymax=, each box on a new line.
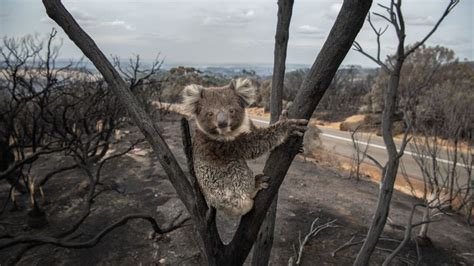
xmin=253 ymin=0 xmax=294 ymax=264
xmin=41 ymin=0 xmax=201 ymax=221
xmin=404 ymin=0 xmax=459 ymax=57
xmin=352 ymin=41 xmax=390 ymax=73
xmin=0 ymin=214 xmax=189 ymax=249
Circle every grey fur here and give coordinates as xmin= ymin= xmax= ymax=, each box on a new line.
xmin=182 ymin=79 xmax=307 ymax=216
xmin=182 ymin=84 xmax=204 ymax=115
xmin=230 ymin=78 xmax=257 ymax=106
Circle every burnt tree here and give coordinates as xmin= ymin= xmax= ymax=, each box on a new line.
xmin=252 ymin=0 xmax=294 ymax=265
xmin=352 ymin=0 xmax=459 ymax=264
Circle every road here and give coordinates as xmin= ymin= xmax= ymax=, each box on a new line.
xmin=249 ymin=116 xmax=472 ymax=187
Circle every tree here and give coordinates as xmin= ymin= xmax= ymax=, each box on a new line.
xmin=365 ymin=45 xmax=473 ymax=245
xmin=42 ymin=0 xmax=372 ymax=264
xmin=0 ymin=30 xmax=69 ymax=209
xmin=351 ymin=1 xmax=459 ymax=264
xmin=0 ymin=33 xmax=190 ymax=264
xmin=367 ymin=45 xmax=456 ymax=119
xmin=252 ymin=1 xmax=294 ymax=265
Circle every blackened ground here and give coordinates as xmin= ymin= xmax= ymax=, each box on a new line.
xmin=0 ymin=113 xmax=472 ymax=265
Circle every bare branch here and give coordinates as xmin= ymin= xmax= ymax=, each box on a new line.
xmin=366 ymin=154 xmax=384 ymax=170
xmin=352 ymin=41 xmax=390 ymax=73
xmin=405 ymin=0 xmax=459 ymax=56
xmin=382 ymin=203 xmax=424 ymax=266
xmin=367 ymin=13 xmax=388 ymax=63
xmin=0 ymin=214 xmax=189 ymax=249
xmin=331 ymin=236 xmax=364 ymax=257
xmin=41 ymin=0 xmax=200 ymax=221
xmin=289 ymin=218 xmax=338 ymax=265
xmin=0 ymin=145 xmax=67 ymax=180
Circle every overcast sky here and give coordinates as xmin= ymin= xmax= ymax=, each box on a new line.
xmin=0 ymin=0 xmax=472 ymax=67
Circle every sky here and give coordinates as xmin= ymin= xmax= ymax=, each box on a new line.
xmin=0 ymin=0 xmax=472 ymax=67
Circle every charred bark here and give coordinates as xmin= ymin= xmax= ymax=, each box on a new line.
xmin=252 ymin=1 xmax=294 ymax=265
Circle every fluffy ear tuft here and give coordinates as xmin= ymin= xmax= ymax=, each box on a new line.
xmin=230 ymin=78 xmax=256 ymax=106
xmin=182 ymin=84 xmax=204 ymax=115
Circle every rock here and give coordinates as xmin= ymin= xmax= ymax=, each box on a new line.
xmin=155 ymin=198 xmax=188 ymax=225
xmin=147 ymin=231 xmax=156 ymax=240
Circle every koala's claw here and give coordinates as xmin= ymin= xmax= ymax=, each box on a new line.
xmin=297 ymin=144 xmax=305 ymax=154
xmin=291 ymin=131 xmax=305 ymax=137
xmin=255 ymin=174 xmax=270 ymax=190
xmin=280 ymin=109 xmax=289 ymax=120
xmin=283 ymin=118 xmax=309 ymax=137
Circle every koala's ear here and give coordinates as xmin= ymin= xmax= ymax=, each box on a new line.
xmin=182 ymin=84 xmax=204 ymax=115
xmin=230 ymin=78 xmax=256 ymax=106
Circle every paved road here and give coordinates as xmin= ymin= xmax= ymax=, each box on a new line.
xmin=249 ymin=116 xmax=472 ymax=187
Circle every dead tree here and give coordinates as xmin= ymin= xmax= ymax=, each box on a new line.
xmin=1 ymin=65 xmax=189 ymax=263
xmin=352 ymin=1 xmax=459 ymax=264
xmin=0 ymin=30 xmax=71 ymax=206
xmin=113 ymin=55 xmax=166 ymax=117
xmin=288 ymin=218 xmax=338 ymax=265
xmin=410 ymin=127 xmax=473 ymax=240
xmin=42 ymin=0 xmax=372 ymax=264
xmin=252 ymin=1 xmax=293 ymax=265
xmin=350 ymin=126 xmax=374 ymax=180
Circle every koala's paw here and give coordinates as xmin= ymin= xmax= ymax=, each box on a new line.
xmin=255 ymin=174 xmax=270 ymax=190
xmin=297 ymin=143 xmax=305 ymax=154
xmin=278 ymin=110 xmax=308 ymax=137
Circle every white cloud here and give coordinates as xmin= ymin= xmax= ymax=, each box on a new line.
xmin=297 ymin=25 xmax=323 ymax=35
xmin=325 ymin=3 xmax=342 ymax=19
xmin=40 ymin=8 xmax=135 ymax=31
xmin=102 ymin=20 xmax=136 ymax=31
xmin=404 ymin=15 xmax=436 ymax=26
xmin=69 ymin=8 xmax=97 ymax=27
xmin=202 ymin=9 xmax=256 ymax=27
xmin=6 ymin=0 xmax=470 ymax=66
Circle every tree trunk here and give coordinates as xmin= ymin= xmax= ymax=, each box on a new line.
xmin=418 ymin=205 xmax=430 ymax=239
xmin=354 ymin=61 xmax=403 ymax=266
xmin=252 ymin=1 xmax=293 ymax=265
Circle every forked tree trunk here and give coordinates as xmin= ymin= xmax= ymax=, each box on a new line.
xmin=252 ymin=1 xmax=294 ymax=265
xmin=353 ymin=1 xmax=458 ymax=263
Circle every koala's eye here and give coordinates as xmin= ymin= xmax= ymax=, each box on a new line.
xmin=206 ymin=112 xmax=214 ymax=117
xmin=229 ymin=109 xmax=236 ymax=114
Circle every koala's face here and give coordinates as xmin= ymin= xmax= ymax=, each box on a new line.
xmin=182 ymin=78 xmax=256 ymax=141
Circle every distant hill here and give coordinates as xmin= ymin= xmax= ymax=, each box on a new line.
xmin=30 ymin=59 xmax=382 ymax=79
xmin=462 ymin=61 xmax=474 ymax=68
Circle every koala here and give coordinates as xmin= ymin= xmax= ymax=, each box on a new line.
xmin=182 ymin=78 xmax=308 ymax=216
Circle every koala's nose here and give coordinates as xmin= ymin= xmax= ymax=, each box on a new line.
xmin=216 ymin=112 xmax=228 ymax=128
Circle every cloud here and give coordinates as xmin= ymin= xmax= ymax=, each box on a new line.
xmin=404 ymin=15 xmax=436 ymax=26
xmin=40 ymin=8 xmax=135 ymax=31
xmin=102 ymin=20 xmax=135 ymax=31
xmin=297 ymin=25 xmax=324 ymax=36
xmin=69 ymin=8 xmax=97 ymax=27
xmin=202 ymin=9 xmax=255 ymax=27
xmin=325 ymin=3 xmax=342 ymax=19
xmin=133 ymin=33 xmax=190 ymax=44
